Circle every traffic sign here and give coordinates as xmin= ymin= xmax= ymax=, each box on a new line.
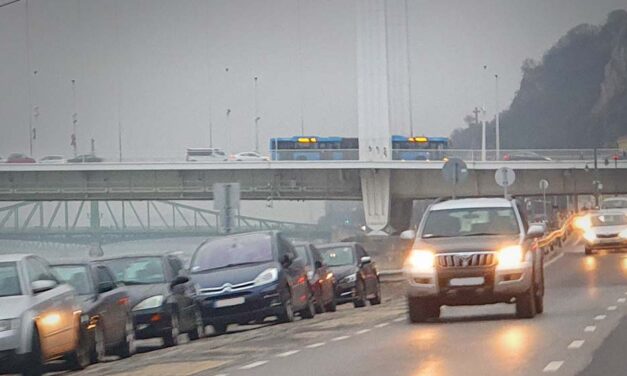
xmin=495 ymin=167 xmax=516 ymax=188
xmin=539 ymin=179 xmax=549 ymax=190
xmin=442 ymin=158 xmax=468 ymax=184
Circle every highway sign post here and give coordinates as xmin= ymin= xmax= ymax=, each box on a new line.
xmin=495 ymin=167 xmax=516 ymax=198
xmin=442 ymin=158 xmax=468 ymax=199
xmin=214 ymin=183 xmax=241 ymax=234
xmin=539 ymin=179 xmax=549 ymax=219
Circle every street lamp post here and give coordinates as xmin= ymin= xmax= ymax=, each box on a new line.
xmin=495 ymin=73 xmax=500 ymax=159
xmin=255 ymin=117 xmax=261 ymax=154
xmin=226 ymin=108 xmax=232 ymax=154
xmin=71 ymin=79 xmax=78 ymax=157
xmin=253 ymin=76 xmax=260 ymax=153
xmin=481 ymin=65 xmax=488 ymax=161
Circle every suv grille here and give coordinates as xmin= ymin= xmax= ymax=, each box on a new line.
xmin=597 ymin=233 xmax=618 ymax=239
xmin=437 ymin=252 xmax=496 ymax=268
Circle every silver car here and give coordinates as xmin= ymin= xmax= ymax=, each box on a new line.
xmin=582 ymin=210 xmax=627 ymax=254
xmin=0 ymin=254 xmax=88 ymax=376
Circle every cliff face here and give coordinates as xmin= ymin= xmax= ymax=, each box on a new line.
xmin=451 ymin=10 xmax=627 ymax=149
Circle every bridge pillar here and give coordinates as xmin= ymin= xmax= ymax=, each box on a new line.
xmin=90 ymin=201 xmax=101 ymax=230
xmin=360 ymin=169 xmax=390 ymax=235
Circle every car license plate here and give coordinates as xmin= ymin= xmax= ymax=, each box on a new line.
xmin=449 ymin=277 xmax=484 ymax=287
xmin=214 ymin=297 xmax=245 ymax=308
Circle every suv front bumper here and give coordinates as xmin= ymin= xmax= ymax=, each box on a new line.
xmin=405 ymin=262 xmax=533 ymax=305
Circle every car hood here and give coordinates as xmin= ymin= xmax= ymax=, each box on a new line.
xmin=123 ymin=284 xmax=169 ymax=308
xmin=591 ymin=225 xmax=627 ymax=235
xmin=415 ymin=234 xmax=522 ymax=253
xmin=191 ymin=261 xmax=278 ymax=288
xmin=327 ymin=265 xmax=359 ymax=280
xmin=0 ymin=296 xmax=32 ymax=320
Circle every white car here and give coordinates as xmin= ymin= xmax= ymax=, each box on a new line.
xmin=185 ymin=148 xmax=227 ymax=162
xmin=38 ymin=155 xmax=66 ymax=164
xmin=582 ymin=210 xmax=627 ymax=255
xmin=230 ymin=152 xmax=269 ymax=161
xmin=600 ymin=197 xmax=627 ymax=213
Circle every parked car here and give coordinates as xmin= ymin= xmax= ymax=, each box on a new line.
xmin=229 ymin=152 xmax=269 ymax=161
xmin=67 ymin=154 xmax=104 ymax=163
xmin=401 ymin=198 xmax=545 ymax=322
xmin=503 ymin=151 xmax=551 ymax=161
xmin=190 ymin=231 xmax=315 ymax=335
xmin=6 ymin=153 xmax=36 ymax=163
xmin=316 ymin=242 xmax=381 ymax=308
xmin=581 ymin=210 xmax=627 ymax=255
xmin=99 ymin=255 xmax=204 ymax=347
xmin=293 ymin=242 xmax=337 ymax=313
xmin=0 ymin=254 xmax=88 ymax=376
xmin=39 ymin=155 xmax=66 ymax=164
xmin=185 ymin=148 xmax=227 ymax=162
xmin=51 ymin=262 xmax=135 ymax=363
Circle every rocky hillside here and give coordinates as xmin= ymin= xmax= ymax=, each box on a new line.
xmin=451 ymin=10 xmax=627 ymax=149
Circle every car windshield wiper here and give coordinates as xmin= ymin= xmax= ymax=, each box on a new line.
xmin=120 ymin=280 xmax=153 ymax=285
xmin=193 ymin=261 xmax=267 ymax=273
xmin=422 ymin=234 xmax=450 ymax=239
xmin=462 ymin=232 xmax=507 ymax=237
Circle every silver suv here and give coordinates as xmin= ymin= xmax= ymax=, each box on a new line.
xmin=401 ymin=198 xmax=546 ymax=322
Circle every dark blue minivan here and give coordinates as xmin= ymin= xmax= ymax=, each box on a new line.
xmin=190 ymin=231 xmax=315 ymax=335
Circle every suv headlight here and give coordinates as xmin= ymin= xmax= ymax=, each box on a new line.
xmin=404 ymin=249 xmax=435 ymax=273
xmin=0 ymin=319 xmax=12 ymax=332
xmin=254 ymin=268 xmax=278 ymax=286
xmin=341 ymin=273 xmax=357 ymax=284
xmin=583 ymin=230 xmax=597 ymax=242
xmin=497 ymin=245 xmax=524 ymax=268
xmin=133 ymin=295 xmax=164 ymax=311
xmin=619 ymin=230 xmax=627 ymax=239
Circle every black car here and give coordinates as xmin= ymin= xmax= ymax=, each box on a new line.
xmin=316 ymin=242 xmax=381 ymax=308
xmin=67 ymin=154 xmax=104 ymax=163
xmin=293 ymin=242 xmax=337 ymax=313
xmin=100 ymin=255 xmax=204 ymax=347
xmin=190 ymin=231 xmax=315 ymax=335
xmin=52 ymin=262 xmax=135 ymax=363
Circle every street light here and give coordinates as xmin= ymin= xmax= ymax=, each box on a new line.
xmin=495 ymin=73 xmax=500 ymax=159
xmin=481 ymin=65 xmax=488 ymax=161
xmin=255 ymin=116 xmax=261 ymax=154
xmin=253 ymin=76 xmax=260 ymax=153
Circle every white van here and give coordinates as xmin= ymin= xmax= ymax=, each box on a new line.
xmin=186 ymin=148 xmax=227 ymax=162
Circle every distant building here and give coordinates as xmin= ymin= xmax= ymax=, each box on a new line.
xmin=619 ymin=135 xmax=627 ymax=152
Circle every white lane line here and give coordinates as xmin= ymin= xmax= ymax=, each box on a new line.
xmin=584 ymin=326 xmax=596 ymax=333
xmin=355 ymin=329 xmax=371 ymax=335
xmin=331 ymin=335 xmax=350 ymax=342
xmin=594 ymin=315 xmax=607 ymax=321
xmin=393 ymin=317 xmax=405 ymax=323
xmin=618 ymin=298 xmax=626 ymax=303
xmin=544 ymin=253 xmax=564 ymax=268
xmin=215 ymin=374 xmax=228 ymax=376
xmin=276 ymin=350 xmax=300 ymax=358
xmin=543 ymin=361 xmax=564 ymax=372
xmin=374 ymin=322 xmax=390 ymax=328
xmin=568 ymin=340 xmax=585 ymax=349
xmin=607 ymin=306 xmax=617 ymax=311
xmin=306 ymin=342 xmax=326 ymax=349
xmin=239 ymin=361 xmax=268 ymax=370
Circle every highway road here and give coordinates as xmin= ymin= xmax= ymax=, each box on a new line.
xmin=56 ymin=240 xmax=627 ymax=376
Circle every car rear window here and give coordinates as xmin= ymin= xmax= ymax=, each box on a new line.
xmin=0 ymin=263 xmax=21 ymax=297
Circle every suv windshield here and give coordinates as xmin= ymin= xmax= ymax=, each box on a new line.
xmin=103 ymin=257 xmax=165 ymax=285
xmin=53 ymin=265 xmax=93 ymax=295
xmin=318 ymin=246 xmax=355 ymax=267
xmin=0 ymin=263 xmax=21 ymax=297
xmin=591 ymin=213 xmax=627 ymax=227
xmin=422 ymin=207 xmax=520 ymax=238
xmin=191 ymin=233 xmax=274 ymax=273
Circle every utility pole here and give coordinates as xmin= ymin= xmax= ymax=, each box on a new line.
xmin=71 ymin=79 xmax=78 ymax=157
xmin=481 ymin=65 xmax=488 ymax=161
xmin=495 ymin=73 xmax=500 ymax=159
xmin=473 ymin=107 xmax=481 ymax=157
xmin=253 ymin=76 xmax=260 ymax=153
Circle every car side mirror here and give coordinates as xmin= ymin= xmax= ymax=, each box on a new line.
xmin=526 ymin=224 xmax=546 ymax=240
xmin=31 ymin=280 xmax=57 ymax=294
xmin=360 ymin=256 xmax=372 ymax=265
xmin=97 ymin=281 xmax=116 ymax=294
xmin=400 ymin=230 xmax=416 ymax=240
xmin=170 ymin=275 xmax=189 ymax=290
xmin=314 ymin=261 xmax=323 ymax=270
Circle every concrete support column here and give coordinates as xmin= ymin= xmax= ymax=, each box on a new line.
xmin=360 ymin=169 xmax=390 ymax=234
xmin=90 ymin=201 xmax=100 ymax=230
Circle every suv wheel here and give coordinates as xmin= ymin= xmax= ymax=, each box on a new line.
xmin=369 ymin=281 xmax=382 ymax=305
xmin=516 ymin=281 xmax=537 ymax=319
xmin=534 ymin=265 xmax=545 ymax=314
xmin=408 ymin=297 xmax=439 ymax=323
xmin=299 ymin=290 xmax=316 ymax=319
xmin=22 ymin=328 xmax=44 ymax=376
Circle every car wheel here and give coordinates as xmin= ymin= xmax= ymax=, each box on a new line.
xmin=277 ymin=290 xmax=295 ymax=323
xmin=408 ymin=297 xmax=434 ymax=323
xmin=68 ymin=327 xmax=91 ymax=370
xmin=115 ymin=317 xmax=136 ymax=359
xmin=353 ymin=280 xmax=366 ymax=308
xmin=324 ymin=293 xmax=337 ymax=313
xmin=212 ymin=323 xmax=228 ymax=335
xmin=585 ymin=247 xmax=593 ymax=255
xmin=299 ymin=290 xmax=316 ymax=319
xmin=369 ymin=281 xmax=382 ymax=305
xmin=535 ymin=264 xmax=545 ymax=315
xmin=516 ymin=280 xmax=537 ymax=319
xmin=89 ymin=324 xmax=106 ymax=364
xmin=162 ymin=313 xmax=180 ymax=347
xmin=188 ymin=309 xmax=205 ymax=341
xmin=22 ymin=328 xmax=44 ymax=376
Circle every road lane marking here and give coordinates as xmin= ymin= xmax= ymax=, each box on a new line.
xmin=618 ymin=298 xmax=626 ymax=303
xmin=239 ymin=361 xmax=268 ymax=370
xmin=331 ymin=335 xmax=350 ymax=341
xmin=374 ymin=322 xmax=389 ymax=328
xmin=584 ymin=326 xmax=596 ymax=332
xmin=607 ymin=306 xmax=617 ymax=311
xmin=393 ymin=317 xmax=405 ymax=323
xmin=543 ymin=361 xmax=564 ymax=372
xmin=568 ymin=340 xmax=585 ymax=349
xmin=544 ymin=253 xmax=564 ymax=268
xmin=355 ymin=329 xmax=371 ymax=335
xmin=306 ymin=342 xmax=326 ymax=348
xmin=276 ymin=350 xmax=300 ymax=358
xmin=594 ymin=315 xmax=607 ymax=321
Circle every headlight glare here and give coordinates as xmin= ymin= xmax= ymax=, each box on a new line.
xmin=583 ymin=230 xmax=597 ymax=242
xmin=574 ymin=215 xmax=591 ymax=231
xmin=133 ymin=295 xmax=164 ymax=311
xmin=619 ymin=230 xmax=627 ymax=239
xmin=254 ymin=268 xmax=278 ymax=286
xmin=405 ymin=249 xmax=435 ymax=272
xmin=497 ymin=245 xmax=524 ymax=268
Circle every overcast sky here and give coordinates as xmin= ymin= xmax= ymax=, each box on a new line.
xmin=1 ymin=0 xmax=625 ymax=159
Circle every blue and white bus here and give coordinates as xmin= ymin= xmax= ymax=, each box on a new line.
xmin=269 ymin=135 xmax=448 ymax=161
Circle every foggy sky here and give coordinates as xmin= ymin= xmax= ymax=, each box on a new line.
xmin=1 ymin=0 xmax=626 ymax=159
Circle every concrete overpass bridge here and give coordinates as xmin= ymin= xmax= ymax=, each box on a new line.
xmin=1 ymin=158 xmax=626 ymax=232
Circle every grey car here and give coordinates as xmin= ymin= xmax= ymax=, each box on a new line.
xmin=0 ymin=254 xmax=88 ymax=376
